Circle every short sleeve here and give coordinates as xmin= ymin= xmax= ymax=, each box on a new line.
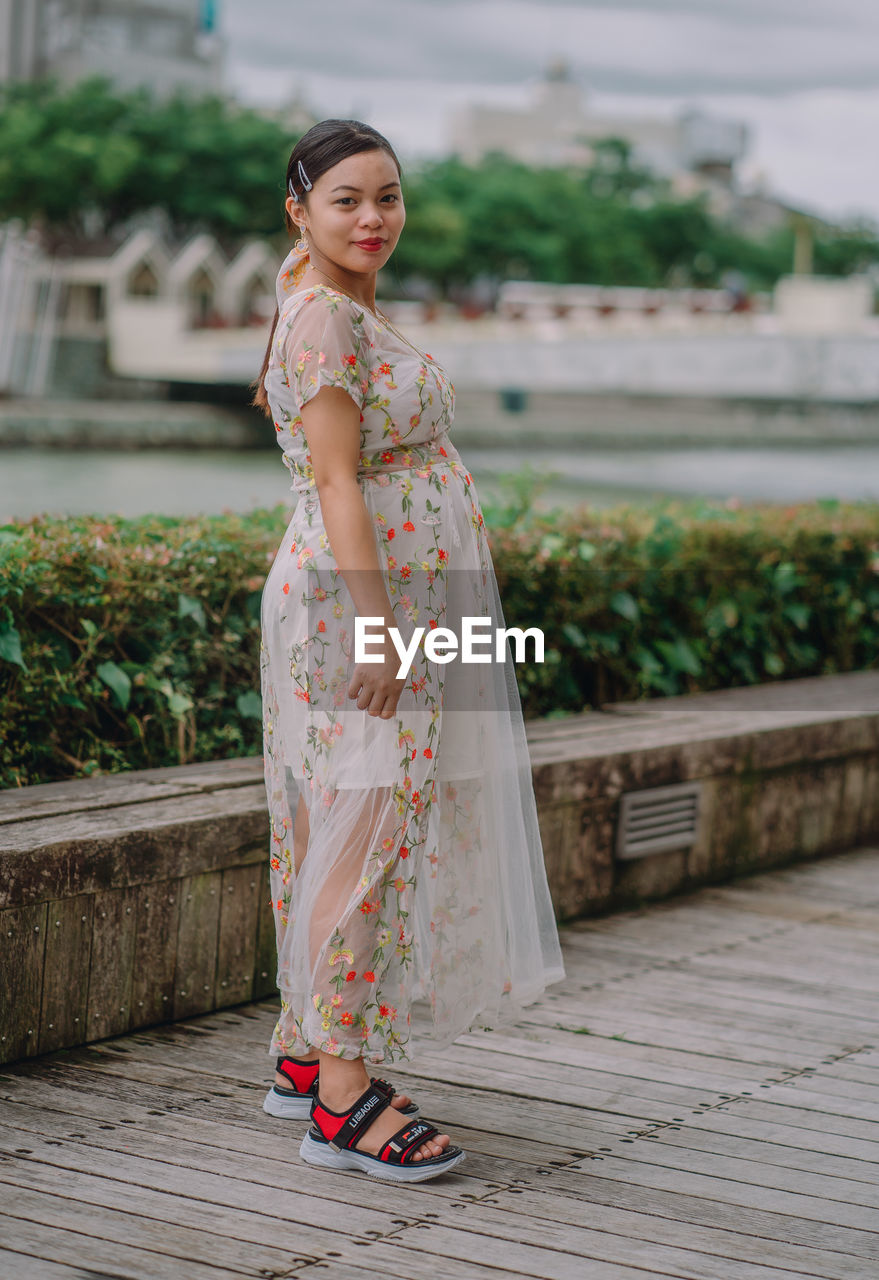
xmin=276 ymin=289 xmax=372 ymax=415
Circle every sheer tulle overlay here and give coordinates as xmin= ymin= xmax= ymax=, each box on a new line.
xmin=259 ymin=250 xmax=564 ymax=1065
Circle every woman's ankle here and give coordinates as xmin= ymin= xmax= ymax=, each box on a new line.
xmin=316 ymin=1053 xmax=370 ymax=1109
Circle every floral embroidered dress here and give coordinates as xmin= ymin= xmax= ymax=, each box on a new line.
xmin=260 ymin=247 xmax=564 ymax=1064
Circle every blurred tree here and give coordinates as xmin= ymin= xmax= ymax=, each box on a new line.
xmin=0 ymin=76 xmax=292 ymax=241
xmin=813 ymin=221 xmax=879 ymax=276
xmin=1 ymin=77 xmax=877 ymax=297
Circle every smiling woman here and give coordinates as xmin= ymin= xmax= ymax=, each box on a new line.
xmin=251 ymin=119 xmax=564 ymax=1183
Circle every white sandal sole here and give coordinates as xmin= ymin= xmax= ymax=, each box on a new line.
xmin=263 ymin=1087 xmax=313 ymax=1119
xmin=299 ymin=1130 xmax=465 ymax=1182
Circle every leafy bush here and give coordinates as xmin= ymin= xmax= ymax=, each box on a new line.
xmin=1 ymin=496 xmax=877 ymax=788
xmin=490 ymin=496 xmax=879 ymax=716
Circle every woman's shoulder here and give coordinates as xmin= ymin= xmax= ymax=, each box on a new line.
xmin=279 ymin=283 xmax=376 ymax=333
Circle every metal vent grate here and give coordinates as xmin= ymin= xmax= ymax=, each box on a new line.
xmin=616 ymin=781 xmax=702 ymax=861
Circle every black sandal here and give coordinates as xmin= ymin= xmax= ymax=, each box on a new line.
xmin=263 ymin=1056 xmax=419 ymax=1121
xmin=300 ymin=1081 xmax=465 ymax=1182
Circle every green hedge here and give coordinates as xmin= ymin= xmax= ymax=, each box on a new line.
xmin=2 ymin=494 xmax=878 ymax=788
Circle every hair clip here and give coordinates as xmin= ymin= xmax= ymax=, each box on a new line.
xmin=288 ymin=161 xmax=312 ymax=203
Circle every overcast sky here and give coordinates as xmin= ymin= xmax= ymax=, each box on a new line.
xmin=221 ymin=0 xmax=879 ymax=224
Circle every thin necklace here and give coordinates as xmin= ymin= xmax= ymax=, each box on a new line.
xmin=310 ymin=265 xmax=435 ymax=364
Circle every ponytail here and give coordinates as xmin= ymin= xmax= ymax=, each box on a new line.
xmin=251 ymin=303 xmax=279 ymax=416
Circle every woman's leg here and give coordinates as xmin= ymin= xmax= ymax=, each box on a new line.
xmin=316 ymin=1049 xmax=449 ymax=1162
xmin=274 ymin=794 xmax=413 ymax=1108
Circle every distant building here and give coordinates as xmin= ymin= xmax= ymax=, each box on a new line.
xmin=0 ymin=0 xmax=223 ymax=96
xmin=450 ymin=60 xmax=748 ymax=189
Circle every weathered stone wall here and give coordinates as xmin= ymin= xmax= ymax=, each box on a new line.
xmin=2 ymin=671 xmax=878 ymax=1064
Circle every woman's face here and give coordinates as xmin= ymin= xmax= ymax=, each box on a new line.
xmin=287 ymin=148 xmax=405 ymax=278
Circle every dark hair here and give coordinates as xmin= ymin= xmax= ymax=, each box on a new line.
xmin=251 ymin=119 xmax=402 ymax=416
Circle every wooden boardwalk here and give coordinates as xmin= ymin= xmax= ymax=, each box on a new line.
xmin=2 ymin=845 xmax=878 ymax=1280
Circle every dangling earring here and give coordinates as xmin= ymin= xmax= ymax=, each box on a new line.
xmin=294 ymin=224 xmax=309 ymax=255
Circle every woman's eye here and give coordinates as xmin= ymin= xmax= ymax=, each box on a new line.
xmin=336 ymin=197 xmax=356 ymax=206
xmin=382 ymin=194 xmax=399 ymax=204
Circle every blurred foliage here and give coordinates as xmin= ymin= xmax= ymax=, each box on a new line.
xmin=0 ymin=76 xmax=291 ymax=240
xmin=389 ymin=144 xmax=879 ymax=296
xmin=2 ymin=78 xmax=879 ymax=292
xmin=1 ymin=491 xmax=877 ymax=787
xmin=488 ymin=492 xmax=879 ymax=716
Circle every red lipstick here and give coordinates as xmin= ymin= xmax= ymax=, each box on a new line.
xmin=355 ymin=239 xmax=385 ymax=252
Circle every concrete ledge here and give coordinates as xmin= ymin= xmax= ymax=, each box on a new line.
xmin=2 ymin=671 xmax=878 ymax=1064
xmin=529 ymin=670 xmax=879 ymax=918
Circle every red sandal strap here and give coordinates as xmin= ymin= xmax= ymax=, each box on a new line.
xmin=378 ymin=1119 xmax=440 ymax=1164
xmin=276 ymin=1056 xmax=320 ymax=1094
xmin=312 ymin=1084 xmax=392 ymax=1152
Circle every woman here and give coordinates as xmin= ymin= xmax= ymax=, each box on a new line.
xmin=253 ymin=119 xmax=564 ymax=1183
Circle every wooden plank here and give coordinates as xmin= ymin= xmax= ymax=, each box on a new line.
xmin=0 ymin=1057 xmax=630 ymax=1151
xmin=0 ymin=757 xmax=262 ymax=824
xmin=561 ymin=1150 xmax=879 ymax=1232
xmin=0 ymin=784 xmax=267 ymax=907
xmin=130 ymin=880 xmax=180 ymax=1026
xmin=635 ymin=1119 xmax=879 ymax=1191
xmin=538 ymin=988 xmax=875 ymax=1053
xmin=0 ymin=902 xmax=47 ymax=1062
xmin=520 ymin=998 xmax=868 ymax=1061
xmin=0 ymin=1076 xmax=567 ymax=1170
xmin=484 ymin=1184 xmax=873 ymax=1280
xmin=0 ymin=1142 xmax=421 ymax=1242
xmin=489 ymin=1167 xmax=879 ymax=1263
xmin=68 ymin=1025 xmax=753 ymax=1120
xmin=38 ymin=894 xmax=93 ymax=1054
xmin=214 ymin=865 xmax=258 ymax=1007
xmin=604 ymin=969 xmax=879 ymax=1029
xmin=85 ymin=885 xmax=137 ymax=1042
xmin=255 ymin=1219 xmax=842 ymax=1280
xmin=0 ymin=1212 xmax=261 ymax=1280
xmin=0 ymin=1123 xmax=497 ymax=1219
xmin=454 ymin=1029 xmax=879 ymax=1115
xmin=0 ymin=1185 xmax=320 ymax=1277
xmin=172 ymin=870 xmax=221 ymax=1020
xmin=0 ymin=839 xmax=876 ymax=1280
xmin=576 ymin=1132 xmax=879 ymax=1209
xmin=556 ymin=924 xmax=879 ymax=995
xmin=456 ymin=1025 xmax=802 ymax=1088
xmin=0 ymin=1249 xmax=84 ymax=1280
xmin=63 ymin=1018 xmax=879 ymax=1160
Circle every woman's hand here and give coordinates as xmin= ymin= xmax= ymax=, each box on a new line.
xmin=348 ymin=631 xmax=406 ymax=719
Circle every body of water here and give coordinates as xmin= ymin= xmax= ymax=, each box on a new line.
xmin=3 ymin=443 xmax=879 ymax=522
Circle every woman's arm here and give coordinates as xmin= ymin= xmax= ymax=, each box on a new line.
xmin=300 ymin=386 xmax=405 ymax=720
